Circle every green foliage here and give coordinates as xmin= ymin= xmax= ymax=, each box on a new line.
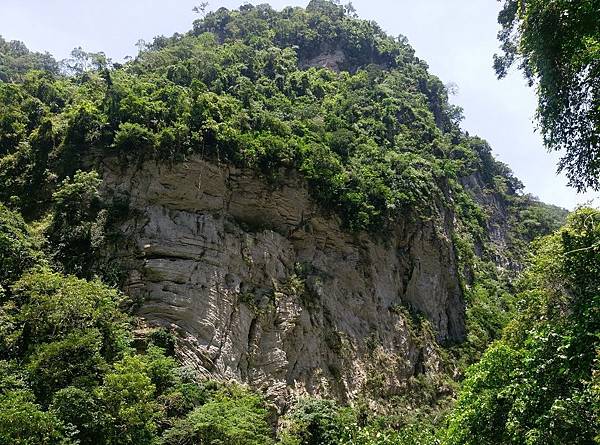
xmin=495 ymin=0 xmax=600 ymax=191
xmin=280 ymin=397 xmax=443 ymax=445
xmin=0 ymin=262 xmax=274 ymax=444
xmin=162 ymin=385 xmax=275 ymax=445
xmin=280 ymin=398 xmax=343 ymax=445
xmin=45 ymin=170 xmax=106 ymax=278
xmin=113 ymin=122 xmax=157 ymax=154
xmin=51 ymin=386 xmax=102 ymax=445
xmin=446 ymin=208 xmax=600 ymax=444
xmin=511 ymin=198 xmax=568 ymax=243
xmin=0 ymin=35 xmax=59 ymax=82
xmin=27 ymin=330 xmax=106 ymax=403
xmin=338 ymin=424 xmax=439 ymax=445
xmin=0 ymin=213 xmax=274 ymax=444
xmin=0 ymin=204 xmax=41 ymax=291
xmin=0 ymin=389 xmax=74 ymax=445
xmin=148 ymin=328 xmax=177 ymax=357
xmin=459 ymin=277 xmax=515 ymax=362
xmin=5 ymin=270 xmax=128 ymax=359
xmin=97 ymin=354 xmax=159 ymax=445
xmin=445 ymin=343 xmax=521 ymax=444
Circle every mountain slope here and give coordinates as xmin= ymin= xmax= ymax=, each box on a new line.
xmin=0 ymin=1 xmax=571 ymax=443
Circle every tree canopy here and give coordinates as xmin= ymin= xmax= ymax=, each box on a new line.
xmin=495 ymin=0 xmax=600 ymax=191
xmin=446 ymin=208 xmax=600 ymax=444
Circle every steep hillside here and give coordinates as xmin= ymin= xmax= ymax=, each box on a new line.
xmin=0 ymin=1 xmax=572 ymax=443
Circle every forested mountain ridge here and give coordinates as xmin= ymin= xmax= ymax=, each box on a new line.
xmin=0 ymin=1 xmax=595 ymax=444
xmin=0 ymin=35 xmax=59 ymax=82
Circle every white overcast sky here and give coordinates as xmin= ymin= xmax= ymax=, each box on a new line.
xmin=1 ymin=0 xmax=596 ymax=209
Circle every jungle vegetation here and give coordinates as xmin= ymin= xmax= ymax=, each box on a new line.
xmin=0 ymin=1 xmax=596 ymax=444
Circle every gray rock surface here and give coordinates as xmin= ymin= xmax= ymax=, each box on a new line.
xmin=301 ymin=49 xmax=346 ymax=71
xmin=102 ymin=156 xmax=465 ymax=405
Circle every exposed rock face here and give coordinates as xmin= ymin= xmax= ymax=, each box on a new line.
xmin=102 ymin=156 xmax=464 ymax=405
xmin=301 ymin=49 xmax=346 ymax=71
xmin=460 ymin=173 xmax=514 ymax=269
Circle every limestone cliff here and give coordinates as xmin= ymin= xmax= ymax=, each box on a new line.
xmin=101 ymin=156 xmax=464 ymax=406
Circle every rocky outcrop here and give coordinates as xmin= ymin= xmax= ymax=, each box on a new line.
xmin=460 ymin=172 xmax=515 ymax=269
xmin=301 ymin=49 xmax=346 ymax=71
xmin=101 ymin=156 xmax=464 ymax=406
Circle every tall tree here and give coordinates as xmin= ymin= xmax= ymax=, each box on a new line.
xmin=495 ymin=0 xmax=600 ymax=191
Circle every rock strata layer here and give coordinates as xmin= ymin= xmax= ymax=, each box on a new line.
xmin=102 ymin=156 xmax=465 ymax=404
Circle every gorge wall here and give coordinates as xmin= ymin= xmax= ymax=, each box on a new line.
xmin=102 ymin=156 xmax=465 ymax=406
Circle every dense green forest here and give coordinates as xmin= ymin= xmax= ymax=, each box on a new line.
xmin=0 ymin=1 xmax=597 ymax=444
